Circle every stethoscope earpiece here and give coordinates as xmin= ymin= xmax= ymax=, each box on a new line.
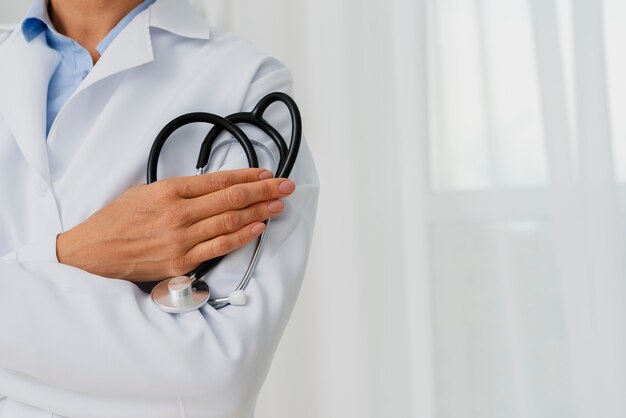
xmin=227 ymin=290 xmax=247 ymax=306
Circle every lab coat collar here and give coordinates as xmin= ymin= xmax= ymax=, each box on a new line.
xmin=149 ymin=0 xmax=212 ymax=40
xmin=0 ymin=0 xmax=211 ymax=182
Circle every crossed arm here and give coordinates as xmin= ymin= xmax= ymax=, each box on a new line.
xmin=0 ymin=151 xmax=319 ymax=418
xmin=0 ymin=41 xmax=319 ymax=414
xmin=0 ymin=84 xmax=319 ymax=418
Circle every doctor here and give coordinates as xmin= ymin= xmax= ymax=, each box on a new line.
xmin=0 ymin=0 xmax=319 ymax=416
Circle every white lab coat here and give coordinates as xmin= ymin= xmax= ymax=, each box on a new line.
xmin=0 ymin=0 xmax=319 ymax=417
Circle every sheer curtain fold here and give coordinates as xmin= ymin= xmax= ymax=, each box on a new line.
xmin=530 ymin=0 xmax=626 ymax=414
xmin=390 ymin=0 xmax=436 ymax=415
xmin=570 ymin=0 xmax=626 ymax=414
xmin=191 ymin=1 xmax=626 ymax=417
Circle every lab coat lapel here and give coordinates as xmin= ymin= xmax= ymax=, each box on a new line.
xmin=73 ymin=0 xmax=212 ymax=98
xmin=0 ymin=31 xmax=59 ymax=183
xmin=71 ymin=10 xmax=154 ymax=99
xmin=0 ymin=0 xmax=212 ymax=168
xmin=75 ymin=0 xmax=210 ymax=95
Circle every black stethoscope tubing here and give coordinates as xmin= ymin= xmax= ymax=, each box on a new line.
xmin=146 ymin=92 xmax=301 ymax=310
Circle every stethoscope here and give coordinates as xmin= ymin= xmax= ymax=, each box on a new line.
xmin=146 ymin=92 xmax=301 ymax=314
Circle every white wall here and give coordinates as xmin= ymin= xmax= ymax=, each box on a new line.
xmin=0 ymin=0 xmax=30 ymax=24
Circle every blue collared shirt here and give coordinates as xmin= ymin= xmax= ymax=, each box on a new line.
xmin=22 ymin=0 xmax=156 ymax=136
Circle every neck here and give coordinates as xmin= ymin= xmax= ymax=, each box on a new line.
xmin=48 ymin=0 xmax=144 ymax=63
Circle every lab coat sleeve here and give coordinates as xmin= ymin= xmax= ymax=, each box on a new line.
xmin=0 ymin=59 xmax=319 ymax=418
xmin=0 ymin=235 xmax=61 ymax=263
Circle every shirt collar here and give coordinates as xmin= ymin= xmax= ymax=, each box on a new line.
xmin=95 ymin=0 xmax=157 ymax=54
xmin=21 ymin=0 xmax=51 ymax=43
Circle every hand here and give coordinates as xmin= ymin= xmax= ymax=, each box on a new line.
xmin=56 ymin=168 xmax=295 ymax=282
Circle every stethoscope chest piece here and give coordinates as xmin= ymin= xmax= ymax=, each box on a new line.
xmin=151 ymin=276 xmax=210 ymax=314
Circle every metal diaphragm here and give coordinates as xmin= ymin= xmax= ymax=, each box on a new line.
xmin=151 ymin=276 xmax=210 ymax=314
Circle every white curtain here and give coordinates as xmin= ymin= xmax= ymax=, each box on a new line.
xmin=3 ymin=0 xmax=626 ymax=417
xmin=188 ymin=0 xmax=626 ymax=417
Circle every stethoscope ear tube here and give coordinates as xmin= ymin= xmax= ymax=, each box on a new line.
xmin=197 ymin=113 xmax=287 ymax=173
xmin=252 ymin=92 xmax=302 ymax=178
xmin=146 ymin=93 xmax=302 ymax=313
xmin=147 ymin=112 xmax=259 ymax=184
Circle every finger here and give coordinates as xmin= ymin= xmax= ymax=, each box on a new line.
xmin=186 ymin=222 xmax=267 ymax=266
xmin=164 ymin=168 xmax=274 ymax=199
xmin=186 ymin=178 xmax=295 ymax=222
xmin=184 ymin=200 xmax=284 ymax=245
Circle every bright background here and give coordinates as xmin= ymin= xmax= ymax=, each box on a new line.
xmin=2 ymin=0 xmax=626 ymax=417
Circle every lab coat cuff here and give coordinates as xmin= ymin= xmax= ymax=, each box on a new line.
xmin=16 ymin=234 xmax=61 ymax=263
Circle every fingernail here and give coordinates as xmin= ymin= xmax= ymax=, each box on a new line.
xmin=259 ymin=170 xmax=274 ymax=180
xmin=278 ymin=180 xmax=296 ymax=194
xmin=251 ymin=223 xmax=266 ymax=236
xmin=267 ymin=200 xmax=284 ymax=213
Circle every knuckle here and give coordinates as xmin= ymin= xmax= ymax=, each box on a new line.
xmin=236 ymin=231 xmax=249 ymax=248
xmin=212 ymin=172 xmax=232 ymax=190
xmin=262 ymin=182 xmax=275 ymax=199
xmin=213 ymin=236 xmax=232 ymax=256
xmin=198 ymin=222 xmax=213 ymax=239
xmin=164 ymin=206 xmax=187 ymax=226
xmin=169 ymin=255 xmax=189 ymax=277
xmin=225 ymin=187 xmax=247 ymax=208
xmin=222 ymin=212 xmax=240 ymax=232
xmin=163 ymin=231 xmax=186 ymax=258
xmin=253 ymin=204 xmax=267 ymax=220
xmin=176 ymin=182 xmax=190 ymax=197
xmin=159 ymin=179 xmax=179 ymax=197
xmin=170 ymin=231 xmax=187 ymax=249
xmin=176 ymin=229 xmax=192 ymax=250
